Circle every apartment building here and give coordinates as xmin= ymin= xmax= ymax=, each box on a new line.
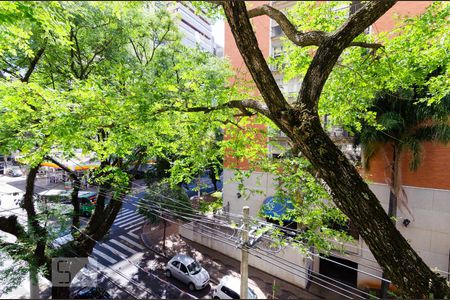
xmin=169 ymin=2 xmax=223 ymax=57
xmin=219 ymin=0 xmax=449 ymax=292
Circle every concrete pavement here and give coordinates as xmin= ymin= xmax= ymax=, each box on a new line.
xmin=140 ymin=221 xmax=329 ymax=299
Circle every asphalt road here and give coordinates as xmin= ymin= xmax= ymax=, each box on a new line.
xmin=73 ymin=189 xmax=202 ymax=299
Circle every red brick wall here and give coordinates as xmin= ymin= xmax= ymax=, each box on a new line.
xmin=372 ymin=2 xmax=431 ymax=33
xmin=222 ymin=1 xmax=450 ymax=191
xmin=223 ymin=1 xmax=270 ymax=170
xmin=365 ymin=1 xmax=450 ymax=190
xmin=365 ymin=142 xmax=450 ymax=190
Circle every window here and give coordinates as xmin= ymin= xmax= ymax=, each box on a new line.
xmin=221 ymin=286 xmax=240 ymax=299
xmin=271 ymin=25 xmax=282 ymax=37
xmin=180 ymin=263 xmax=188 ymax=274
xmin=187 ymin=261 xmax=201 ymax=275
xmin=171 ymin=261 xmax=180 ymax=268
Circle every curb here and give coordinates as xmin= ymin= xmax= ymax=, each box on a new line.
xmin=139 ymin=221 xmax=198 ymax=300
xmin=139 ymin=221 xmax=168 ymax=259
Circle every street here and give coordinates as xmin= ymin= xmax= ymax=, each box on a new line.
xmin=73 ymin=190 xmax=197 ymax=299
xmin=1 ymin=175 xmax=328 ymax=299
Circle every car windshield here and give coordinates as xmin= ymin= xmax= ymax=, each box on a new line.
xmin=187 ymin=261 xmax=202 ymax=275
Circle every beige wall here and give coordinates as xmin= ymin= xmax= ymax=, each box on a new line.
xmin=222 ymin=169 xmax=450 ymax=288
xmin=223 ymin=169 xmax=279 ymax=217
xmin=179 ymin=221 xmax=311 ymax=289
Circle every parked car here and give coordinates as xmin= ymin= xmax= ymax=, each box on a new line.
xmin=213 ymin=275 xmax=257 ymax=299
xmin=165 ymin=254 xmax=210 ymax=291
xmin=73 ymin=287 xmax=111 ymax=299
xmin=6 ymin=167 xmax=22 ymax=177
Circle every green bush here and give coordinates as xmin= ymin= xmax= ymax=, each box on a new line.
xmin=198 ymin=193 xmax=223 ymax=213
xmin=138 ymin=182 xmax=193 ymax=224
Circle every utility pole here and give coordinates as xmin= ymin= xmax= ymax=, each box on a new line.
xmin=240 ymin=206 xmax=249 ymax=300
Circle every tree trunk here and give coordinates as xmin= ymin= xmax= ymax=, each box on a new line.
xmin=77 ymin=193 xmax=123 ymax=256
xmin=30 ymin=265 xmax=40 ymax=299
xmin=23 ymin=164 xmax=51 ymax=299
xmin=287 ymin=113 xmax=449 ymax=298
xmin=222 ymin=2 xmax=450 ymax=297
xmin=388 ymin=143 xmax=401 ymax=218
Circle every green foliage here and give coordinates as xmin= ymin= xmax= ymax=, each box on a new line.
xmin=198 ymin=193 xmax=223 ymax=214
xmin=138 ymin=182 xmax=193 ymax=224
xmin=276 ymin=2 xmax=450 ymax=130
xmin=0 ymin=1 xmax=234 ymax=291
xmin=358 ymin=81 xmax=450 ymax=171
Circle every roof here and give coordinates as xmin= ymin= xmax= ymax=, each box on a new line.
xmin=220 ymin=275 xmax=241 ymax=290
xmin=261 ymin=196 xmax=295 ymax=222
xmin=173 ymin=254 xmax=195 ymax=265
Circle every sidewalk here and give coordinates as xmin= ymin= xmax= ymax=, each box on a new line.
xmin=141 ymin=221 xmax=327 ymax=299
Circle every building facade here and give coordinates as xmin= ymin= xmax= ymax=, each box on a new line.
xmin=219 ymin=0 xmax=449 ymax=292
xmin=169 ymin=2 xmax=223 ymax=57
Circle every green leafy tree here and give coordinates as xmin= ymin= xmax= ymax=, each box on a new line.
xmin=190 ymin=1 xmax=450 ymax=297
xmin=0 ymin=2 xmax=232 ymax=298
xmin=358 ymin=79 xmax=450 ymax=219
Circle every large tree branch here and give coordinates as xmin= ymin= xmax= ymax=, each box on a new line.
xmin=248 ymin=5 xmax=326 ymax=47
xmin=21 ymin=46 xmax=46 ymax=83
xmin=248 ymin=5 xmax=383 ymax=49
xmin=156 ymin=99 xmax=271 ymax=118
xmin=44 ymin=156 xmax=81 ymax=229
xmin=297 ymin=1 xmax=396 ymax=114
xmin=223 ymin=2 xmax=291 ymax=123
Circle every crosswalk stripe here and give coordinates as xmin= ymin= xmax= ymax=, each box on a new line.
xmin=101 ymin=243 xmax=130 ymax=258
xmin=124 ymin=219 xmax=145 ymax=230
xmin=116 ymin=209 xmax=132 ymax=215
xmin=114 ymin=210 xmax=135 ymax=222
xmin=93 ymin=248 xmax=118 ymax=264
xmin=129 ymin=226 xmax=143 ymax=234
xmin=120 ymin=236 xmax=144 ymax=250
xmin=115 ymin=214 xmax=143 ymax=226
xmin=117 ymin=208 xmax=133 ymax=215
xmin=128 ymin=232 xmax=140 ymax=239
xmin=110 ymin=239 xmax=138 ymax=255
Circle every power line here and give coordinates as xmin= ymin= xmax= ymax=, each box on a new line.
xmin=72 ymin=225 xmax=196 ymax=299
xmin=73 ymin=184 xmax=391 ymax=283
xmin=250 ymin=247 xmax=378 ymax=299
xmin=140 ymin=203 xmax=391 ymax=284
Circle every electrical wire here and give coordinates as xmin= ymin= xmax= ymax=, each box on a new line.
xmin=1 ymin=172 xmax=429 ymax=287
xmin=61 ymin=183 xmax=391 ymax=283
xmin=137 ymin=208 xmax=374 ymax=300
xmin=72 ymin=225 xmax=197 ymax=299
xmin=250 ymin=247 xmax=378 ymax=299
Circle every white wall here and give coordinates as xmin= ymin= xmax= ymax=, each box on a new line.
xmin=222 ymin=169 xmax=450 ymax=288
xmin=179 ymin=221 xmax=311 ymax=288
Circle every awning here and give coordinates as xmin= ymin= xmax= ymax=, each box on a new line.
xmin=40 ymin=161 xmax=99 ymax=171
xmin=261 ymin=196 xmax=295 ymax=222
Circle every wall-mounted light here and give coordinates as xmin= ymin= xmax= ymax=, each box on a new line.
xmin=403 ymin=219 xmax=411 ymax=227
xmin=237 ymin=192 xmax=242 ymax=198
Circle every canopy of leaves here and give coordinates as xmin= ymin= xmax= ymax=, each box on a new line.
xmin=0 ymin=1 xmax=234 ymax=291
xmin=273 ymin=2 xmax=450 ymax=131
xmin=137 ymin=182 xmax=193 ymax=224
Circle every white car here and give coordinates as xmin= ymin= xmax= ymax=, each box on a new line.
xmin=164 ymin=254 xmax=210 ymax=291
xmin=6 ymin=167 xmax=22 ymax=177
xmin=213 ymin=275 xmax=257 ymax=299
